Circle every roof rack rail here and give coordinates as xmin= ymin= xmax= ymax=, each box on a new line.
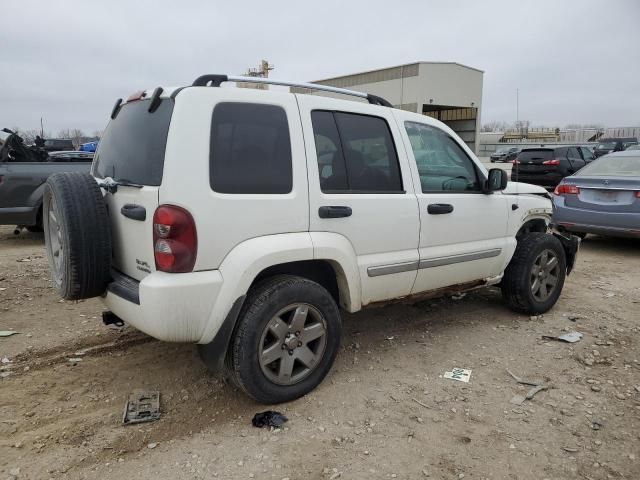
xmin=191 ymin=74 xmax=393 ymax=107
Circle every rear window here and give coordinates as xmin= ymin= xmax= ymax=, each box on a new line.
xmin=93 ymin=99 xmax=174 ymax=186
xmin=209 ymin=102 xmax=292 ymax=194
xmin=517 ymin=149 xmax=555 ymax=161
xmin=576 ymin=155 xmax=640 ymax=177
xmin=597 ymin=143 xmax=616 ymax=149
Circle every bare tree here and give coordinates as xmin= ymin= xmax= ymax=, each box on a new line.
xmin=57 ymin=128 xmax=71 ymax=140
xmin=21 ymin=129 xmax=42 ymax=145
xmin=92 ymin=129 xmax=104 ymax=140
xmin=70 ymin=128 xmax=85 ymax=148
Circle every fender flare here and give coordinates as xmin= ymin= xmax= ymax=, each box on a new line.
xmin=198 ymin=232 xmax=361 ymax=345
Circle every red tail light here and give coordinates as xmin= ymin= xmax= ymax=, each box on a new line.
xmin=153 ymin=205 xmax=197 ymax=273
xmin=636 ymin=191 xmax=640 ymax=198
xmin=554 ymin=184 xmax=580 ymax=195
xmin=542 ymin=159 xmax=561 ymax=166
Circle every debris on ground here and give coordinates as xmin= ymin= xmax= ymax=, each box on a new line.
xmin=123 ymin=391 xmax=161 ymax=425
xmin=507 ymin=369 xmax=549 ymax=404
xmin=0 ymin=331 xmax=20 ymax=337
xmin=451 ymin=293 xmax=467 ymax=300
xmin=506 ymin=369 xmax=544 ymax=386
xmin=251 ymin=411 xmax=288 ymax=428
xmin=541 ymin=331 xmax=583 ymax=343
xmin=443 ymin=368 xmax=471 ymax=383
xmin=525 ymin=384 xmax=548 ymax=400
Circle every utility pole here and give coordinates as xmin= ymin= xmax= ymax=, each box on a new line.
xmin=516 ymin=88 xmax=519 ymax=125
xmin=40 ymin=117 xmax=44 ymax=137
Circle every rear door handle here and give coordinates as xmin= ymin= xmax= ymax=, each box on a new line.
xmin=427 ymin=203 xmax=454 ymax=215
xmin=318 ymin=206 xmax=352 ymax=218
xmin=121 ymin=203 xmax=146 ymax=221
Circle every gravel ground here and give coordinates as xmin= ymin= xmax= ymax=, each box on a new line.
xmin=1 ymin=225 xmax=639 ymax=480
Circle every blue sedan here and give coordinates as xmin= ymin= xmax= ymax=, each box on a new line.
xmin=552 ymin=150 xmax=640 ymax=239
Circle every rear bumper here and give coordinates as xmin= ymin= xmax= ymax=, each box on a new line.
xmin=103 ymin=269 xmax=223 ymax=342
xmin=553 ymin=198 xmax=640 ymax=238
xmin=0 ymin=206 xmax=37 ymax=226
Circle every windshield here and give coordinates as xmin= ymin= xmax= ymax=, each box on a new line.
xmin=576 ymin=155 xmax=640 ymax=177
xmin=495 ymin=148 xmax=509 ymax=154
xmin=597 ymin=142 xmax=616 ymax=149
xmin=93 ymin=98 xmax=174 ymax=185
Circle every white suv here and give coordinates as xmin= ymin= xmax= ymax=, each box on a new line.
xmin=43 ymin=74 xmax=579 ymax=403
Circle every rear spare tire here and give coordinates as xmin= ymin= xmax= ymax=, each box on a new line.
xmin=43 ymin=172 xmax=112 ymax=300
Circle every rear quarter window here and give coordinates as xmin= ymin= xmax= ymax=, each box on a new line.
xmin=209 ymin=102 xmax=292 ymax=194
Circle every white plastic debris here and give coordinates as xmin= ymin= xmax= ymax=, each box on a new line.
xmin=443 ymin=367 xmax=472 ymax=383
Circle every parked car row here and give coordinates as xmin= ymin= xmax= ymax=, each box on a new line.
xmin=594 ymin=137 xmax=638 ymax=158
xmin=498 ymin=141 xmax=639 ymax=240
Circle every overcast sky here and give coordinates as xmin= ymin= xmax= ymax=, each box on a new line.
xmin=1 ymin=0 xmax=639 ymax=134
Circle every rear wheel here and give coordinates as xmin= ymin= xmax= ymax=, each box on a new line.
xmin=43 ymin=173 xmax=112 ymax=300
xmin=228 ymin=275 xmax=341 ymax=404
xmin=501 ymin=233 xmax=566 ymax=314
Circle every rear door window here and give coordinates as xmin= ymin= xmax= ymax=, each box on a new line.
xmin=210 ymin=103 xmax=292 ymax=194
xmin=93 ymin=99 xmax=174 ymax=185
xmin=311 ymin=111 xmax=403 ymax=193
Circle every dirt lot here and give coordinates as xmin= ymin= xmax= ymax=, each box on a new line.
xmin=1 ymin=225 xmax=639 ymax=480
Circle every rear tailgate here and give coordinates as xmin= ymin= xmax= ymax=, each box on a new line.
xmin=92 ymin=95 xmax=174 ymax=281
xmin=516 ymin=149 xmax=556 ymax=173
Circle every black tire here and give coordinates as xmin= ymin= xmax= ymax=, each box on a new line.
xmin=501 ymin=232 xmax=566 ymax=315
xmin=43 ymin=172 xmax=112 ymax=300
xmin=228 ymin=275 xmax=342 ymax=404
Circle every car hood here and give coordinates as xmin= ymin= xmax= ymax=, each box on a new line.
xmin=502 ymin=181 xmax=549 ymax=195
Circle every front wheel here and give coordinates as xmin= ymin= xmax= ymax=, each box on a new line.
xmin=501 ymin=232 xmax=567 ymax=314
xmin=228 ymin=275 xmax=342 ymax=404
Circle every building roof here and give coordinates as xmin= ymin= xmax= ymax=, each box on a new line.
xmin=313 ymin=61 xmax=484 ymax=84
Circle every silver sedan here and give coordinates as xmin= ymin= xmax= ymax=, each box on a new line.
xmin=552 ymin=150 xmax=640 ymax=239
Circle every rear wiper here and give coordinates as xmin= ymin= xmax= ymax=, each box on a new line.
xmin=97 ymin=176 xmax=144 ymax=194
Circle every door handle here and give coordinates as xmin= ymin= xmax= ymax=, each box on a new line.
xmin=318 ymin=206 xmax=352 ymax=218
xmin=427 ymin=203 xmax=454 ymax=215
xmin=121 ymin=203 xmax=146 ymax=221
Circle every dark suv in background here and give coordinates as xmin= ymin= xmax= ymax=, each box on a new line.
xmin=594 ymin=137 xmax=638 ymax=158
xmin=490 ymin=146 xmax=519 ymax=163
xmin=511 ymin=146 xmax=594 ymax=189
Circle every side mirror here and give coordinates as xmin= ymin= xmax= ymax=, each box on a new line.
xmin=486 ymin=168 xmax=508 ymax=192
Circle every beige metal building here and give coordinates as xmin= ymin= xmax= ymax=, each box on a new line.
xmin=293 ymin=62 xmax=483 ymax=153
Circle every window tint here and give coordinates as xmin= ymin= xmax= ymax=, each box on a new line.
xmin=93 ymin=99 xmax=174 ymax=185
xmin=567 ymin=147 xmax=581 ymax=159
xmin=311 ymin=111 xmax=403 ymax=193
xmin=404 ymin=122 xmax=480 ymax=192
xmin=210 ymin=103 xmax=292 ymax=194
xmin=580 ymin=147 xmax=594 ymax=160
xmin=517 ymin=149 xmax=555 ymax=162
xmin=311 ymin=111 xmax=348 ymax=191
